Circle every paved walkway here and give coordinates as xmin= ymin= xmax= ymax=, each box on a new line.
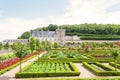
xmin=0 ymin=52 xmax=45 ymax=80
xmin=75 ymin=63 xmax=96 ymax=78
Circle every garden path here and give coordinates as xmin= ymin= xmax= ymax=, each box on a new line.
xmin=0 ymin=52 xmax=45 ymax=80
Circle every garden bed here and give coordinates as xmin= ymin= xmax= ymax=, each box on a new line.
xmin=82 ymin=62 xmax=120 ymax=76
xmin=15 ymin=62 xmax=80 ymax=78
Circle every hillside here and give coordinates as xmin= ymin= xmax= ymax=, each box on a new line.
xmin=18 ymin=23 xmax=120 ymax=40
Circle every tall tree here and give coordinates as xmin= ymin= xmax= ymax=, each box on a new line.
xmin=35 ymin=39 xmax=41 ymax=59
xmin=29 ymin=37 xmax=36 ymax=52
xmin=15 ymin=44 xmax=28 ymax=72
xmin=35 ymin=39 xmax=41 ymax=51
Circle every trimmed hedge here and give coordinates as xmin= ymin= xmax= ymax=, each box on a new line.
xmin=109 ymin=62 xmax=120 ymax=69
xmin=95 ymin=62 xmax=115 ymax=71
xmin=37 ymin=58 xmax=113 ymax=63
xmin=80 ymin=36 xmax=120 ymax=40
xmin=26 ymin=78 xmax=120 ymax=80
xmin=82 ymin=62 xmax=120 ymax=76
xmin=15 ymin=62 xmax=80 ymax=78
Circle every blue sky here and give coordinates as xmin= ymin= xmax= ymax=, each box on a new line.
xmin=0 ymin=0 xmax=120 ymax=41
xmin=0 ymin=0 xmax=68 ymax=19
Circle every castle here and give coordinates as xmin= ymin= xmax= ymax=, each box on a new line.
xmin=30 ymin=28 xmax=80 ymax=45
xmin=2 ymin=28 xmax=80 ymax=46
xmin=30 ymin=28 xmax=66 ymax=45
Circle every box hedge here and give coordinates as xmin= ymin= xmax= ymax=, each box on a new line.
xmin=82 ymin=62 xmax=120 ymax=76
xmin=15 ymin=62 xmax=80 ymax=78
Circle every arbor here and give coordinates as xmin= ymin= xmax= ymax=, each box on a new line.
xmin=110 ymin=48 xmax=119 ymax=72
xmin=15 ymin=44 xmax=28 ymax=72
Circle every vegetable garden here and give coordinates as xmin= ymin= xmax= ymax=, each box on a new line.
xmin=15 ymin=62 xmax=80 ymax=78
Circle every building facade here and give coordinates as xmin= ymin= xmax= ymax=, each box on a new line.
xmin=30 ymin=29 xmax=66 ymax=45
xmin=2 ymin=39 xmax=29 ymax=45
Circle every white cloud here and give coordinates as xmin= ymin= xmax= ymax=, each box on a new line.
xmin=1 ymin=0 xmax=120 ymax=41
xmin=0 ymin=18 xmax=50 ymax=41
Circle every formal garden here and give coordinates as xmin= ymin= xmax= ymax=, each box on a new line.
xmin=0 ymin=38 xmax=120 ymax=80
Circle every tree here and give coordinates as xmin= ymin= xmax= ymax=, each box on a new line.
xmin=29 ymin=37 xmax=36 ymax=52
xmin=35 ymin=39 xmax=41 ymax=51
xmin=12 ymin=42 xmax=19 ymax=51
xmin=18 ymin=31 xmax=30 ymax=39
xmin=53 ymin=42 xmax=58 ymax=48
xmin=110 ymin=48 xmax=119 ymax=72
xmin=81 ymin=42 xmax=86 ymax=49
xmin=4 ymin=42 xmax=9 ymax=50
xmin=35 ymin=39 xmax=41 ymax=59
xmin=15 ymin=44 xmax=28 ymax=72
xmin=41 ymin=41 xmax=46 ymax=50
xmin=0 ymin=43 xmax=2 ymax=50
xmin=46 ymin=41 xmax=52 ymax=51
xmin=91 ymin=42 xmax=96 ymax=49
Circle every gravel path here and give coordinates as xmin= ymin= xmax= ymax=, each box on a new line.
xmin=74 ymin=63 xmax=96 ymax=78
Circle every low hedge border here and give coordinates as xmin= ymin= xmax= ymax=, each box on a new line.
xmin=0 ymin=51 xmax=44 ymax=75
xmin=37 ymin=58 xmax=113 ymax=63
xmin=82 ymin=62 xmax=120 ymax=76
xmin=95 ymin=62 xmax=115 ymax=71
xmin=32 ymin=78 xmax=120 ymax=80
xmin=28 ymin=78 xmax=120 ymax=80
xmin=15 ymin=62 xmax=80 ymax=78
xmin=109 ymin=62 xmax=120 ymax=69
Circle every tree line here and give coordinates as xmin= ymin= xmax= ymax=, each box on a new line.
xmin=18 ymin=23 xmax=120 ymax=39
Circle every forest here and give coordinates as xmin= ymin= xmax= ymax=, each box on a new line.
xmin=18 ymin=23 xmax=120 ymax=40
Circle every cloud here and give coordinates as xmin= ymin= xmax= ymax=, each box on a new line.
xmin=54 ymin=0 xmax=120 ymax=24
xmin=1 ymin=0 xmax=120 ymax=41
xmin=0 ymin=18 xmax=50 ymax=41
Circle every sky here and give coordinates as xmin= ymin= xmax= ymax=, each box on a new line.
xmin=0 ymin=0 xmax=120 ymax=41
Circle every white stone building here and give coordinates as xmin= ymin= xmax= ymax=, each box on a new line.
xmin=65 ymin=35 xmax=80 ymax=41
xmin=2 ymin=39 xmax=29 ymax=45
xmin=30 ymin=29 xmax=66 ymax=45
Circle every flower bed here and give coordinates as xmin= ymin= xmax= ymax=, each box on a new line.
xmin=15 ymin=62 xmax=80 ymax=78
